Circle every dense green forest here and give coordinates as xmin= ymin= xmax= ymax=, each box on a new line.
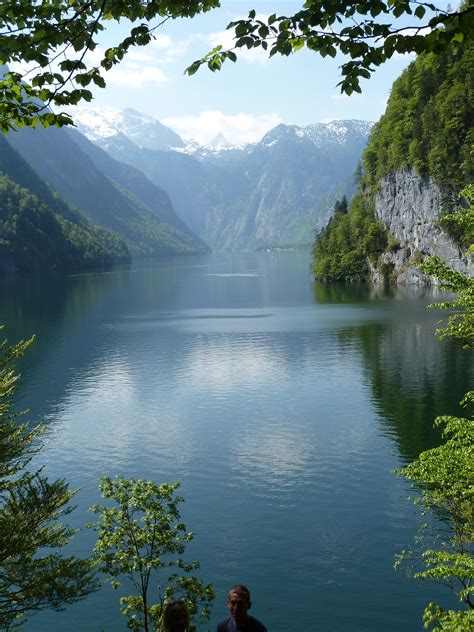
xmin=312 ymin=36 xmax=473 ymax=281
xmin=312 ymin=195 xmax=391 ymax=282
xmin=0 ymin=173 xmax=129 ymax=273
xmin=0 ymin=136 xmax=129 ymax=273
xmin=364 ymin=41 xmax=473 ymax=188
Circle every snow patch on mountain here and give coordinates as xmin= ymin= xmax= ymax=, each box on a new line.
xmin=72 ymin=106 xmax=184 ymax=151
xmin=72 ymin=107 xmax=372 ymax=163
xmin=262 ymin=120 xmax=373 ymax=148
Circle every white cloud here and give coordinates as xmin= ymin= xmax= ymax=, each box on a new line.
xmin=125 ymin=48 xmax=156 ymax=64
xmin=162 ymin=110 xmax=284 ymax=144
xmin=149 ymin=33 xmax=191 ymax=63
xmin=150 ymin=33 xmax=173 ymax=49
xmin=391 ymin=51 xmax=417 ymax=60
xmin=106 ymin=63 xmax=168 ymax=87
xmin=84 ymin=46 xmax=105 ymax=66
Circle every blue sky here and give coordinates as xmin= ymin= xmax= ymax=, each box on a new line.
xmin=75 ymin=1 xmax=428 ymax=144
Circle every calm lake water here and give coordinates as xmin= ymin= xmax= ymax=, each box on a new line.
xmin=1 ymin=250 xmax=472 ymax=631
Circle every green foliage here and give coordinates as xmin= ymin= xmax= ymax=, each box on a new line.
xmin=89 ymin=476 xmax=215 ymax=632
xmin=420 ymin=186 xmax=474 ymax=350
xmin=0 ymin=132 xmax=129 ymax=271
xmin=438 ymin=185 xmax=474 ymax=252
xmin=395 ymin=398 xmax=474 ymax=630
xmin=421 ymin=257 xmax=474 ymax=349
xmin=0 ymin=327 xmax=97 ymax=629
xmin=187 ymin=2 xmax=474 ymax=96
xmin=312 ymin=194 xmax=388 ymax=281
xmin=422 ymin=602 xmax=474 ymax=630
xmin=0 ymin=1 xmax=219 ymax=131
xmin=397 ymin=199 xmax=474 ymax=629
xmin=312 ymin=39 xmax=473 ymax=283
xmin=1 ymin=2 xmax=473 ymax=128
xmin=363 ymin=38 xmax=474 ymax=187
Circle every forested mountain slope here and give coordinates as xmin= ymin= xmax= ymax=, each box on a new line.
xmin=67 ymin=129 xmax=209 ymax=251
xmin=5 ymin=126 xmax=208 ymax=257
xmin=313 ymin=36 xmax=473 ymax=284
xmin=0 ymin=136 xmax=129 ymax=273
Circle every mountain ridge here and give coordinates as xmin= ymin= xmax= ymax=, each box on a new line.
xmin=74 ymin=108 xmax=372 ymax=251
xmin=0 ymin=135 xmax=129 ymax=273
xmin=5 ymin=125 xmax=208 ymax=257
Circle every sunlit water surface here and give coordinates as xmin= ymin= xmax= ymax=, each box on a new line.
xmin=1 ymin=251 xmax=472 ymax=631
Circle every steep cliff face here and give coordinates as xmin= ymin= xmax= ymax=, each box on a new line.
xmin=312 ymin=37 xmax=473 ymax=285
xmin=371 ymin=170 xmax=472 ymax=284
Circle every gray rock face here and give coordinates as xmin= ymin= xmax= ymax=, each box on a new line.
xmin=373 ymin=170 xmax=472 ymax=284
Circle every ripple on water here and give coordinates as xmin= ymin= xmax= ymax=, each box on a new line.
xmin=15 ymin=253 xmax=468 ymax=632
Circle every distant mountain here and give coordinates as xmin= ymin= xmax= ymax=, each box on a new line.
xmin=75 ymin=109 xmax=372 ymax=251
xmin=73 ymin=106 xmax=184 ymax=150
xmin=209 ymin=132 xmax=232 ymax=149
xmin=6 ymin=125 xmax=208 ymax=257
xmin=0 ymin=135 xmax=129 ymax=273
xmin=264 ymin=120 xmax=372 ymax=149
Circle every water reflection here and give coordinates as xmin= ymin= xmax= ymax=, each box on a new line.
xmin=333 ymin=290 xmax=472 ymax=462
xmin=314 ymin=279 xmax=450 ymax=304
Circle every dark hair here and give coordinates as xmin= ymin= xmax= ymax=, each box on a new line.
xmin=163 ymin=601 xmax=189 ymax=631
xmin=228 ymin=585 xmax=251 ymax=601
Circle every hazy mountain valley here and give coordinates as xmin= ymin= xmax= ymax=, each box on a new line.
xmin=74 ymin=111 xmax=372 ymax=251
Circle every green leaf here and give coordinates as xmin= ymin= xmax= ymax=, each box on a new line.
xmin=414 ymin=6 xmax=426 ymax=19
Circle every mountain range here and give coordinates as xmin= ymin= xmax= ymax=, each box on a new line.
xmin=0 ymin=104 xmax=371 ymax=272
xmin=74 ymin=107 xmax=372 ymax=250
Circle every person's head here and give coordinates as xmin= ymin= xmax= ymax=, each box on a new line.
xmin=226 ymin=585 xmax=252 ymax=625
xmin=163 ymin=601 xmax=189 ymax=632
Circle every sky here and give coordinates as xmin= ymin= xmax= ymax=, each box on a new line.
xmin=69 ymin=1 xmax=428 ymax=144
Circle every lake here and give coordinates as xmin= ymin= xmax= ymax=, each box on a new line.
xmin=1 ymin=250 xmax=471 ymax=631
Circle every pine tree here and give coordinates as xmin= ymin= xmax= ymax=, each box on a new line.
xmin=0 ymin=328 xmax=97 ymax=629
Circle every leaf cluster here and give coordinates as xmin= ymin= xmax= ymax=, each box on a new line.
xmin=437 ymin=185 xmax=474 ymax=252
xmin=421 ymin=256 xmax=474 ymax=349
xmin=89 ymin=476 xmax=215 ymax=631
xmin=396 ymin=405 xmax=474 ymax=626
xmin=420 ymin=186 xmax=474 ymax=350
xmin=0 ymin=0 xmax=220 ymax=130
xmin=396 ymin=195 xmax=474 ymax=629
xmin=186 ymin=2 xmax=474 ymax=96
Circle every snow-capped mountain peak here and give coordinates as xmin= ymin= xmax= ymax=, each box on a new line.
xmin=209 ymin=132 xmax=232 ymax=148
xmin=261 ymin=119 xmax=373 ymax=148
xmin=72 ymin=106 xmax=184 ymax=151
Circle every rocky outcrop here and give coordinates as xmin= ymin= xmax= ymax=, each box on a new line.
xmin=372 ymin=170 xmax=472 ymax=284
